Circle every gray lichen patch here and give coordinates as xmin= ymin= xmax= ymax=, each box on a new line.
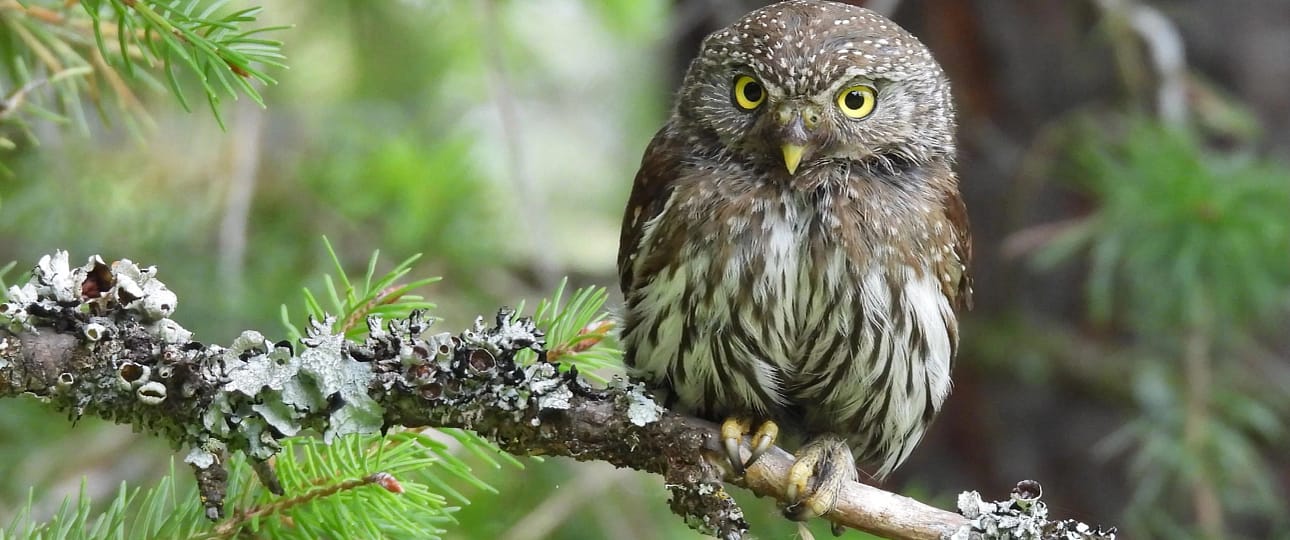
xmin=953 ymin=481 xmax=1117 ymax=540
xmin=111 ymin=259 xmax=178 ymax=322
xmin=3 ymin=277 xmax=43 ymax=333
xmin=137 ymin=381 xmax=168 ymax=405
xmin=617 ymin=378 xmax=663 ymax=427
xmin=35 ymin=250 xmax=80 ymax=304
xmin=1 ymin=252 xmax=191 ymax=340
xmin=667 ymin=480 xmax=748 ymax=540
xmin=185 ymin=447 xmax=218 ymax=469
xmin=527 ymin=361 xmax=572 ymax=411
xmin=215 ymin=318 xmax=384 ymax=458
xmin=0 ymin=336 xmax=13 ymax=370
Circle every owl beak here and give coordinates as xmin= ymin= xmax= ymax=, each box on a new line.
xmin=781 ymin=144 xmax=806 ymax=175
xmin=777 ymin=107 xmax=815 ymax=175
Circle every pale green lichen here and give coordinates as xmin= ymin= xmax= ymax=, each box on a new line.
xmin=953 ymin=482 xmax=1117 ymax=540
xmin=0 ymin=336 xmax=13 ymax=369
xmin=112 ymin=259 xmax=178 ymax=322
xmin=619 ymin=379 xmax=663 ymax=427
xmin=185 ymin=448 xmax=217 ymax=469
xmin=83 ymin=322 xmax=107 ymax=341
xmin=216 ymin=320 xmax=382 ymax=452
xmin=149 ymin=319 xmax=193 ymax=344
xmin=35 ymin=251 xmax=78 ymax=304
xmin=528 ymin=362 xmax=572 ymax=411
xmin=298 ymin=325 xmax=382 ymax=441
xmin=0 ymin=252 xmax=192 ymax=342
xmin=2 ymin=280 xmax=41 ymax=332
xmin=223 ymin=333 xmax=301 ymax=399
xmin=137 ymin=381 xmax=167 ymax=405
xmin=252 ymin=400 xmax=303 ymax=437
xmin=3 ymin=251 xmax=583 ymax=522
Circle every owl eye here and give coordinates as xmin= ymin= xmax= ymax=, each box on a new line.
xmin=837 ymin=85 xmax=877 ymax=119
xmin=732 ymin=75 xmax=765 ymax=111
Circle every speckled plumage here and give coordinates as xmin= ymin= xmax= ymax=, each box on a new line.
xmin=618 ymin=0 xmax=971 ymax=483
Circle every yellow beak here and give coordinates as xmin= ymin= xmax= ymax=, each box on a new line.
xmin=781 ymin=144 xmax=805 ymax=175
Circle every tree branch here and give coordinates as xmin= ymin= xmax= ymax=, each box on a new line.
xmin=0 ymin=251 xmax=1116 ymax=539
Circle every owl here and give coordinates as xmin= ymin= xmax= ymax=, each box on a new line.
xmin=617 ymin=0 xmax=971 ymax=523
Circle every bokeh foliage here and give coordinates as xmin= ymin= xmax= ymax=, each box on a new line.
xmin=1035 ymin=119 xmax=1290 ymax=538
xmin=1038 ymin=121 xmax=1290 ymax=335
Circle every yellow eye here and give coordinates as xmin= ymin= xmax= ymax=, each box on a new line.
xmin=732 ymin=75 xmax=765 ymax=111
xmin=837 ymin=84 xmax=877 ymax=118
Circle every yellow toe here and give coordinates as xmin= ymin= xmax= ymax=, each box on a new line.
xmin=782 ymin=435 xmax=857 ymax=521
xmin=746 ymin=420 xmax=780 ymax=470
xmin=719 ymin=417 xmax=754 ymax=476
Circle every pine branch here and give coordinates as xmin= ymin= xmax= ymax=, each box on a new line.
xmin=0 ymin=251 xmax=1117 ymax=540
xmin=0 ymin=0 xmax=284 ymax=134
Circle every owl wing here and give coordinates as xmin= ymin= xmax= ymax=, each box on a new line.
xmin=942 ymin=187 xmax=974 ymax=312
xmin=618 ymin=123 xmax=684 ymax=295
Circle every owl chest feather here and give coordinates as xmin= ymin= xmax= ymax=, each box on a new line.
xmin=624 ymin=176 xmax=956 ymax=474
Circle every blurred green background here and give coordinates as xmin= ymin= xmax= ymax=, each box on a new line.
xmin=2 ymin=0 xmax=1288 ymax=538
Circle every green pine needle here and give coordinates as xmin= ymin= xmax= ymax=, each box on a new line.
xmin=3 ymin=0 xmax=286 ymax=137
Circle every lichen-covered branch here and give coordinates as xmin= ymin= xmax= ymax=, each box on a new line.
xmin=0 ymin=252 xmax=1116 ymax=540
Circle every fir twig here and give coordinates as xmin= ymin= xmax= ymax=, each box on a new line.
xmin=0 ymin=0 xmax=285 ymax=132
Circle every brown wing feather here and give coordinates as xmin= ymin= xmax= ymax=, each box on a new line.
xmin=618 ymin=124 xmax=684 ymax=295
xmin=942 ymin=187 xmax=974 ymax=312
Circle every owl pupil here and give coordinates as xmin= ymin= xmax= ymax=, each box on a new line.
xmin=845 ymin=90 xmax=866 ymax=110
xmin=743 ymin=83 xmax=763 ymax=102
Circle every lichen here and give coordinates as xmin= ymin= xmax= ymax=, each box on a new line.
xmin=0 ymin=252 xmax=192 ymax=343
xmin=953 ymin=481 xmax=1117 ymax=540
xmin=111 ymin=259 xmax=178 ymax=322
xmin=185 ymin=448 xmax=217 ymax=469
xmin=35 ymin=251 xmax=79 ymax=304
xmin=217 ymin=319 xmax=383 ymax=453
xmin=137 ymin=381 xmax=167 ymax=405
xmin=527 ymin=361 xmax=572 ymax=411
xmin=667 ymin=480 xmax=748 ymax=540
xmin=620 ymin=379 xmax=663 ymax=426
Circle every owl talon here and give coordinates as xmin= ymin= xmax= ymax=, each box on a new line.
xmin=719 ymin=417 xmax=754 ymax=476
xmin=719 ymin=417 xmax=781 ymax=475
xmin=745 ymin=420 xmax=779 ymax=470
xmin=783 ymin=435 xmax=857 ymax=522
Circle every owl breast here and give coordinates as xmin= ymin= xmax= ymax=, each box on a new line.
xmin=622 ymin=175 xmax=957 ymax=476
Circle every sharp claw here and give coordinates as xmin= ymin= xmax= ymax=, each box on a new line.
xmin=719 ymin=417 xmax=752 ymax=476
xmin=830 ymin=522 xmax=847 ymax=536
xmin=782 ymin=435 xmax=856 ymax=522
xmin=724 ymin=435 xmax=746 ymax=476
xmin=784 ymin=453 xmax=812 ymax=503
xmin=744 ymin=420 xmax=779 ymax=470
xmin=784 ymin=499 xmax=821 ymax=522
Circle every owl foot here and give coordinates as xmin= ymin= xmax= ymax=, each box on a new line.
xmin=719 ymin=417 xmax=780 ymax=476
xmin=783 ymin=435 xmax=857 ymax=525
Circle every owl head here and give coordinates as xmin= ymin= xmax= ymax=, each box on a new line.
xmin=676 ymin=0 xmax=955 ymax=180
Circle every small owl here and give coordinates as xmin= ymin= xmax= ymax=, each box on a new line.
xmin=617 ymin=0 xmax=971 ymax=523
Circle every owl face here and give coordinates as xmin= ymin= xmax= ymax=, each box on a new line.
xmin=677 ymin=0 xmax=955 ymax=180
